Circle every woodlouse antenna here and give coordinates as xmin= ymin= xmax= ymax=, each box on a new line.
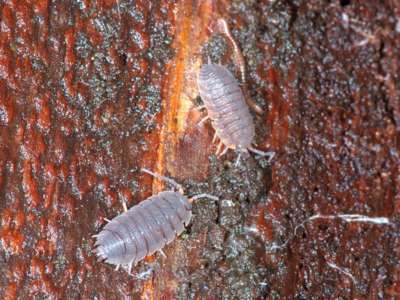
xmin=141 ymin=168 xmax=184 ymax=193
xmin=215 ymin=18 xmax=264 ymax=116
xmin=216 ymin=18 xmax=246 ymax=84
xmin=189 ymin=193 xmax=218 ymax=203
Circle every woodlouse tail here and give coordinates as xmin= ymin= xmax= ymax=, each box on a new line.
xmin=234 ymin=153 xmax=242 ymax=167
xmin=92 ymin=245 xmax=107 ymax=262
xmin=191 ymin=193 xmax=219 ymax=201
xmin=189 ymin=193 xmax=218 ymax=203
xmin=248 ymin=147 xmax=275 ymax=162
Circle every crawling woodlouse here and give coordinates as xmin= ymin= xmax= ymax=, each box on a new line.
xmin=93 ymin=169 xmax=217 ymax=274
xmin=197 ymin=63 xmax=274 ymax=164
xmin=197 ymin=19 xmax=274 ymax=165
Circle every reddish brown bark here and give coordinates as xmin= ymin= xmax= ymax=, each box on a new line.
xmin=0 ymin=0 xmax=399 ymax=299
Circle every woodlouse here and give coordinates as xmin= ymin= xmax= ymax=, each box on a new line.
xmin=197 ymin=19 xmax=274 ymax=165
xmin=197 ymin=63 xmax=274 ymax=164
xmin=93 ymin=169 xmax=217 ymax=274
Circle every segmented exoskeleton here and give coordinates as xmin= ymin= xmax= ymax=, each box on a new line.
xmin=197 ymin=19 xmax=274 ymax=165
xmin=93 ymin=169 xmax=217 ymax=274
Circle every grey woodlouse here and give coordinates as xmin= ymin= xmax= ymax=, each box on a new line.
xmin=197 ymin=19 xmax=274 ymax=165
xmin=197 ymin=63 xmax=274 ymax=164
xmin=93 ymin=169 xmax=217 ymax=274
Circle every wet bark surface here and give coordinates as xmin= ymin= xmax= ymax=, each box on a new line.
xmin=0 ymin=0 xmax=399 ymax=299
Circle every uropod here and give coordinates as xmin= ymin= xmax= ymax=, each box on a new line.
xmin=197 ymin=19 xmax=274 ymax=165
xmin=93 ymin=169 xmax=217 ymax=274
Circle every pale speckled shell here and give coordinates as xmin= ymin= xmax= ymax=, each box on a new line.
xmin=197 ymin=64 xmax=255 ymax=150
xmin=94 ymin=191 xmax=192 ymax=266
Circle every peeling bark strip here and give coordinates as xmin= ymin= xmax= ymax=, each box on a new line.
xmin=155 ymin=0 xmax=215 ymax=184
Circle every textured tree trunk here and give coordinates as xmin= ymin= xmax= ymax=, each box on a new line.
xmin=0 ymin=0 xmax=399 ymax=299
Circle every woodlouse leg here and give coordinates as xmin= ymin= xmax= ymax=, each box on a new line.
xmin=194 ymin=105 xmax=206 ymax=111
xmin=158 ymin=249 xmax=167 ymax=258
xmin=218 ymin=146 xmax=229 ymax=158
xmin=212 ymin=132 xmax=218 ymax=143
xmin=248 ymin=147 xmax=275 ymax=162
xmin=216 ymin=141 xmax=223 ymax=155
xmin=115 ymin=264 xmax=120 ymax=271
xmin=197 ymin=115 xmax=210 ymax=126
xmin=127 ymin=260 xmax=134 ymax=275
xmin=104 ymin=218 xmax=112 ymax=223
xmin=95 ymin=253 xmax=105 ymax=262
xmin=141 ymin=168 xmax=184 ymax=194
xmin=122 ymin=200 xmax=128 ymax=212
